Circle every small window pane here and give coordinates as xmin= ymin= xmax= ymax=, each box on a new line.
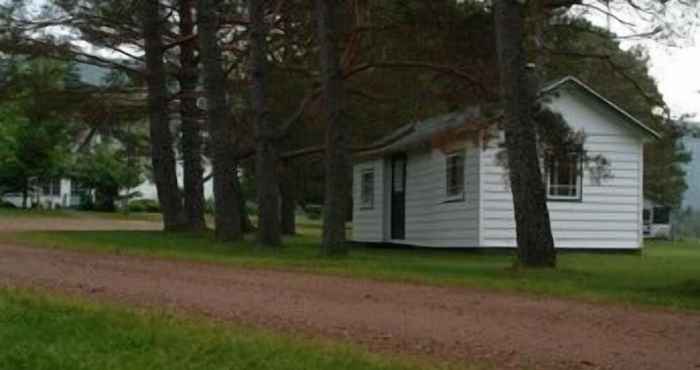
xmin=392 ymin=160 xmax=404 ymax=192
xmin=546 ymin=153 xmax=581 ymax=200
xmin=446 ymin=152 xmax=465 ymax=199
xmin=361 ymin=170 xmax=374 ymax=209
xmin=52 ymin=179 xmax=61 ymax=196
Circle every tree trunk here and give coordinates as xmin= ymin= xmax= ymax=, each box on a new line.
xmin=21 ymin=180 xmax=28 ymax=209
xmin=233 ymin=174 xmax=254 ymax=233
xmin=249 ymin=0 xmax=282 ymax=247
xmin=178 ymin=0 xmax=206 ymax=232
xmin=142 ymin=0 xmax=186 ymax=231
xmin=493 ymin=0 xmax=556 ymax=267
xmin=280 ymin=162 xmax=296 ymax=235
xmin=316 ymin=0 xmax=351 ymax=256
xmin=95 ymin=188 xmax=117 ymax=212
xmin=197 ymin=0 xmax=242 ymax=241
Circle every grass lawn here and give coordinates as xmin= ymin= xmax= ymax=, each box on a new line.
xmin=3 ymin=224 xmax=700 ymax=311
xmin=0 ymin=288 xmax=464 ymax=370
xmin=0 ymin=208 xmax=162 ymax=222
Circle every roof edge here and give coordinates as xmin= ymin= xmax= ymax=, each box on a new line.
xmin=540 ymin=76 xmax=661 ymax=140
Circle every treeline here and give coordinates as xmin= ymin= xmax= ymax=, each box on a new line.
xmin=0 ymin=0 xmax=695 ymax=266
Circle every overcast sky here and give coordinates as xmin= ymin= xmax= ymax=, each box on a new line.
xmin=643 ymin=36 xmax=700 ymax=120
xmin=583 ymin=7 xmax=700 ymax=121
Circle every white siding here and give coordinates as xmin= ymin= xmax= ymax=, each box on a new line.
xmin=352 ymin=159 xmax=385 ymax=242
xmin=401 ymin=144 xmax=480 ymax=247
xmin=1 ymin=179 xmax=72 ymax=209
xmin=480 ymin=88 xmax=644 ymax=249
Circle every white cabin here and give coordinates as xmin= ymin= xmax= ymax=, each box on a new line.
xmin=351 ymin=76 xmax=660 ymax=250
xmin=1 ymin=179 xmax=77 ymax=209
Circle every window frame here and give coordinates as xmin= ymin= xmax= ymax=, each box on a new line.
xmin=359 ymin=168 xmax=375 ymax=210
xmin=545 ymin=151 xmax=583 ymax=202
xmin=444 ymin=150 xmax=466 ymax=202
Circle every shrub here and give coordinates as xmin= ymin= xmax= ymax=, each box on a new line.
xmin=127 ymin=199 xmax=160 ymax=213
xmin=305 ymin=205 xmax=322 ymax=220
xmin=0 ymin=200 xmax=16 ymax=208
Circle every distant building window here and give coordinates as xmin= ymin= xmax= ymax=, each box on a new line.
xmin=71 ymin=181 xmax=87 ymax=196
xmin=41 ymin=179 xmax=61 ymax=196
xmin=546 ymin=152 xmax=582 ymax=200
xmin=445 ymin=151 xmax=465 ymax=201
xmin=652 ymin=206 xmax=670 ymax=224
xmin=360 ymin=169 xmax=375 ymax=209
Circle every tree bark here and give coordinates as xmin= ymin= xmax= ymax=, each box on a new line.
xmin=197 ymin=0 xmax=243 ymax=241
xmin=21 ymin=180 xmax=28 ymax=209
xmin=142 ymin=0 xmax=187 ymax=231
xmin=316 ymin=0 xmax=351 ymax=256
xmin=233 ymin=174 xmax=255 ymax=233
xmin=249 ymin=0 xmax=282 ymax=247
xmin=178 ymin=0 xmax=206 ymax=232
xmin=493 ymin=0 xmax=556 ymax=267
xmin=280 ymin=162 xmax=296 ymax=235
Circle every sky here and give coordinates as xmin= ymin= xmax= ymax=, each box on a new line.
xmin=582 ymin=5 xmax=700 ymax=121
xmin=644 ymin=37 xmax=700 ymax=120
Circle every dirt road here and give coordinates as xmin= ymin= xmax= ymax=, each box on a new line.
xmin=1 ymin=240 xmax=699 ymax=370
xmin=1 ymin=217 xmax=699 ymax=370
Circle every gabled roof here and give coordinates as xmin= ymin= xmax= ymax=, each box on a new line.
xmin=356 ymin=108 xmax=492 ymax=158
xmin=541 ymin=76 xmax=661 ymax=140
xmin=358 ymin=76 xmax=660 ymax=158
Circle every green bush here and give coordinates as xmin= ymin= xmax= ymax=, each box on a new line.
xmin=0 ymin=200 xmax=16 ymax=209
xmin=305 ymin=205 xmax=322 ymax=220
xmin=127 ymin=199 xmax=160 ymax=213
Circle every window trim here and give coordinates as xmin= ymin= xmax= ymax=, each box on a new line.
xmin=444 ymin=150 xmax=466 ymax=203
xmin=359 ymin=168 xmax=375 ymax=210
xmin=545 ymin=151 xmax=583 ymax=202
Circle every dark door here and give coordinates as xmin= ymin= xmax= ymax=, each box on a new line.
xmin=391 ymin=154 xmax=406 ymax=240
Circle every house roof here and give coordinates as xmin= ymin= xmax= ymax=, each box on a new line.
xmin=75 ymin=63 xmax=113 ymax=87
xmin=540 ymin=76 xmax=661 ymax=140
xmin=356 ymin=107 xmax=493 ymax=159
xmin=358 ymin=76 xmax=660 ymax=158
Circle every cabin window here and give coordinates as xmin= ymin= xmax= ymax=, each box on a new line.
xmin=652 ymin=206 xmax=670 ymax=224
xmin=360 ymin=169 xmax=375 ymax=209
xmin=545 ymin=152 xmax=582 ymax=201
xmin=445 ymin=151 xmax=465 ymax=201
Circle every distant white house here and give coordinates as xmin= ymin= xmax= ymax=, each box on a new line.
xmin=129 ymin=163 xmax=214 ymax=202
xmin=2 ymin=179 xmax=77 ymax=209
xmin=351 ymin=76 xmax=660 ymax=250
xmin=643 ymin=198 xmax=671 ymax=239
xmin=1 ymin=62 xmax=214 ymax=209
xmin=1 ymin=158 xmax=214 ymax=209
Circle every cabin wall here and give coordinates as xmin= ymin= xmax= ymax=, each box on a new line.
xmin=401 ymin=143 xmax=481 ymax=247
xmin=352 ymin=158 xmax=386 ymax=242
xmin=479 ymin=87 xmax=644 ymax=249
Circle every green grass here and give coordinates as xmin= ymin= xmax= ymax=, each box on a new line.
xmin=0 ymin=288 xmax=466 ymax=370
xmin=0 ymin=208 xmax=162 ymax=222
xmin=4 ymin=228 xmax=700 ymax=311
